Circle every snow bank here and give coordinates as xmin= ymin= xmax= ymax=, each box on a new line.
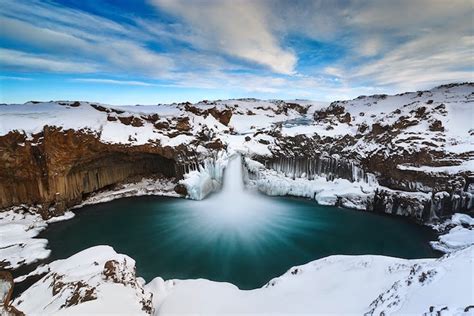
xmin=0 ymin=209 xmax=73 ymax=269
xmin=431 ymin=213 xmax=474 ymax=253
xmin=13 ymin=246 xmax=153 ymax=315
xmin=243 ymin=157 xmax=376 ymax=210
xmin=10 ymin=243 xmax=473 ymax=315
xmin=75 ymin=177 xmax=179 ymax=207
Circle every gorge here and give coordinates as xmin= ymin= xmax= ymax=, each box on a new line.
xmin=39 ymin=156 xmax=439 ymax=290
xmin=0 ymin=83 xmax=473 ymax=315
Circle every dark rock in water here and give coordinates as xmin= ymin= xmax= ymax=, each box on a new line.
xmin=174 ymin=183 xmax=188 ymax=196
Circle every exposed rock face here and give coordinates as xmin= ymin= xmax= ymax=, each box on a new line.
xmin=0 ymin=127 xmax=178 ymax=217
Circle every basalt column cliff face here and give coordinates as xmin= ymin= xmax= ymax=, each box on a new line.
xmin=0 ymin=100 xmax=234 ymax=217
xmin=0 ymin=127 xmax=178 ymax=218
xmin=242 ymin=84 xmax=474 ymax=221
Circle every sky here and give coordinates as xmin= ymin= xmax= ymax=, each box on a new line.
xmin=0 ymin=0 xmax=473 ymax=105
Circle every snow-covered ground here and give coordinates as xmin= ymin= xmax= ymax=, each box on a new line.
xmin=0 ymin=208 xmax=74 ymax=269
xmin=75 ymin=177 xmax=180 ymax=207
xmin=10 ymin=244 xmax=474 ymax=315
xmin=13 ymin=246 xmax=153 ymax=315
xmin=1 ymin=83 xmax=473 ymax=314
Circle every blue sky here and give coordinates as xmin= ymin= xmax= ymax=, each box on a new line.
xmin=0 ymin=0 xmax=472 ymax=104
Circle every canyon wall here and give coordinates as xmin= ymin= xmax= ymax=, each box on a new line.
xmin=0 ymin=127 xmax=179 ymax=218
xmin=247 ymin=154 xmax=473 ymax=222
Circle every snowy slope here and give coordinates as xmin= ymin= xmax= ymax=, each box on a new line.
xmin=11 ymin=244 xmax=474 ymax=315
xmin=13 ymin=246 xmax=153 ymax=315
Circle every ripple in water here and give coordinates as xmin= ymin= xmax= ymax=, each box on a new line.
xmin=41 ymin=156 xmax=440 ymax=289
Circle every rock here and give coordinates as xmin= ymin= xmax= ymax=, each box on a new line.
xmin=13 ymin=246 xmax=154 ymax=315
xmin=174 ymin=183 xmax=188 ymax=196
xmin=209 ymin=107 xmax=233 ymax=126
xmin=0 ymin=128 xmax=179 ymax=215
xmin=176 ymin=117 xmax=191 ymax=131
xmin=371 ymin=123 xmax=388 ymax=135
xmin=429 ymin=120 xmax=445 ymax=132
xmin=0 ymin=271 xmax=24 ymax=316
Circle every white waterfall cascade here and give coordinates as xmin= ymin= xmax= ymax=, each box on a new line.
xmin=177 ymin=154 xmax=288 ymax=237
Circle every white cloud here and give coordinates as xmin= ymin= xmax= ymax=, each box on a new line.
xmin=0 ymin=0 xmax=472 ymax=99
xmin=149 ymin=0 xmax=297 ymax=75
xmin=352 ymin=35 xmax=474 ymax=89
xmin=0 ymin=1 xmax=174 ymax=77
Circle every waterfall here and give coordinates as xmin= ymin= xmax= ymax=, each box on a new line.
xmin=220 ymin=155 xmax=245 ymax=195
xmin=177 ymin=154 xmax=288 ymax=237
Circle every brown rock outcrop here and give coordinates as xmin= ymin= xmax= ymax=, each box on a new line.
xmin=0 ymin=127 xmax=180 ymax=218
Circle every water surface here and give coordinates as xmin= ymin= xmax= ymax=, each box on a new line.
xmin=42 ymin=194 xmax=439 ymax=289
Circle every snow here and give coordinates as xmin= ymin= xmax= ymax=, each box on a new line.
xmin=13 ymin=246 xmax=153 ymax=315
xmin=253 ymin=170 xmax=374 ymax=210
xmin=452 ymin=213 xmax=474 ymax=226
xmin=243 ymin=157 xmax=430 ymax=212
xmin=8 ymin=243 xmax=472 ymax=315
xmin=179 ymin=153 xmax=228 ymax=200
xmin=74 ymin=177 xmax=179 ymax=207
xmin=397 ymin=160 xmax=474 ymax=175
xmin=431 ymin=213 xmax=474 ymax=253
xmin=0 ymin=209 xmax=73 ymax=269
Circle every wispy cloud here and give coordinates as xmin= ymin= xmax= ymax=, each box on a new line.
xmin=0 ymin=48 xmax=99 ymax=73
xmin=0 ymin=0 xmax=174 ymax=77
xmin=0 ymin=75 xmax=32 ymax=81
xmin=72 ymin=78 xmax=157 ymax=87
xmin=0 ymin=0 xmax=472 ymax=103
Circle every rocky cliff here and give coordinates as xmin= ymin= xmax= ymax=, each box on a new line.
xmin=0 ymin=127 xmax=179 ymax=218
xmin=242 ymin=83 xmax=473 ymax=221
xmin=0 ymin=83 xmax=472 ymax=222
